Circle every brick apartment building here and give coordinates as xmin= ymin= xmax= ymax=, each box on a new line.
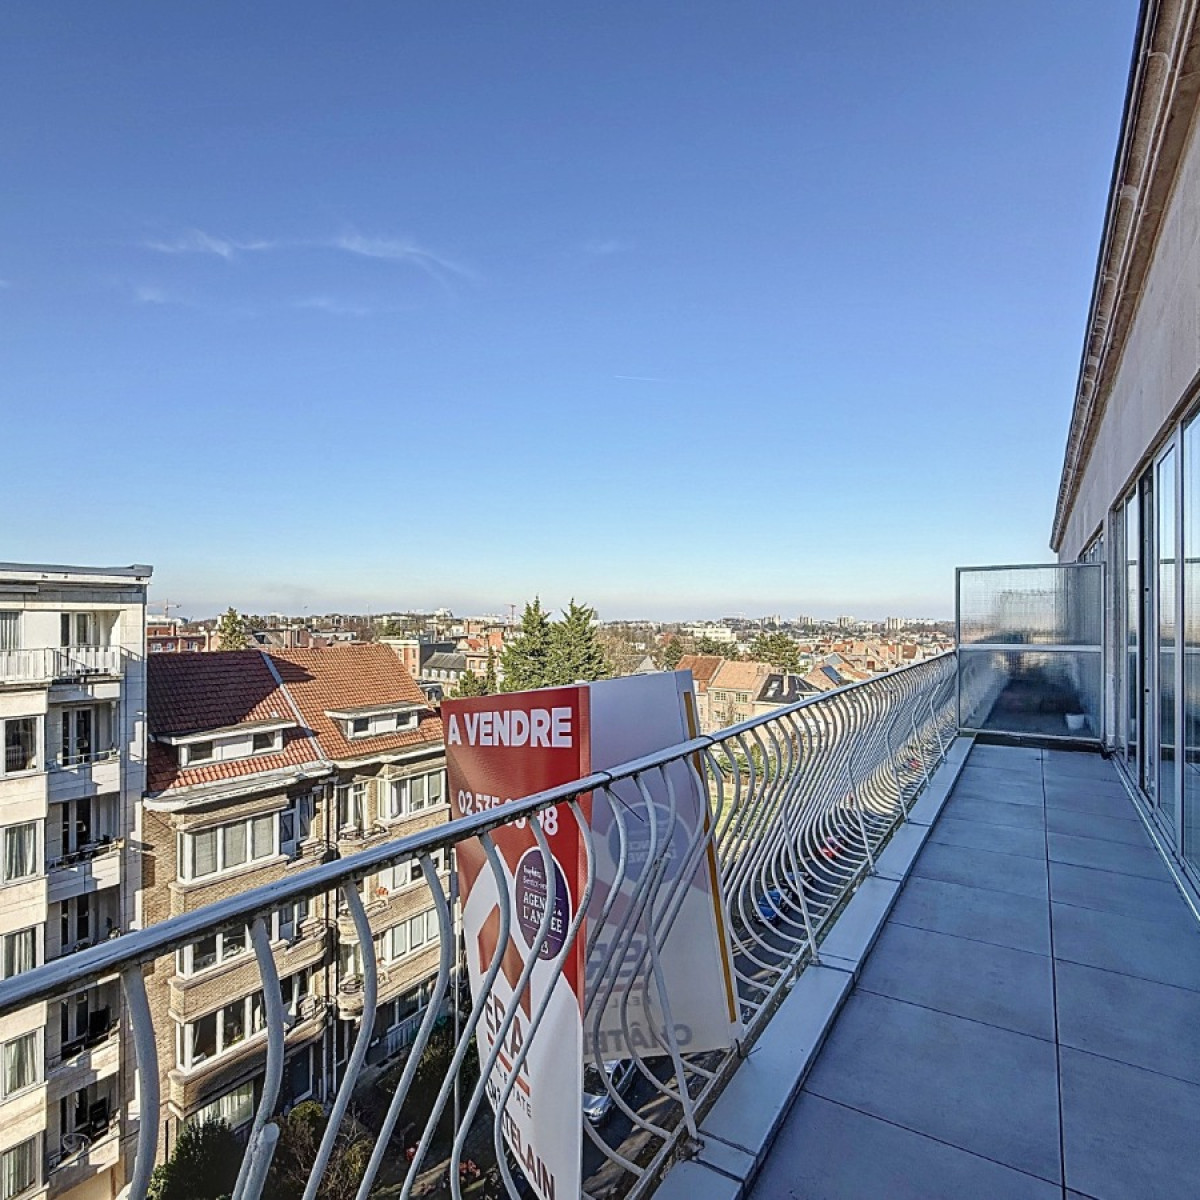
xmin=141 ymin=644 xmax=447 ymax=1158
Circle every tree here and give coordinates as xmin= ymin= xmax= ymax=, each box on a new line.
xmin=147 ymin=1119 xmax=241 ymax=1200
xmin=499 ymin=599 xmax=554 ymax=691
xmin=484 ymin=646 xmax=499 ymax=693
xmin=549 ymin=600 xmax=611 ymax=685
xmin=264 ymin=1101 xmax=371 ymax=1200
xmin=660 ymin=636 xmax=685 ymax=669
xmin=451 ymin=668 xmax=488 ymax=698
xmin=750 ymin=632 xmax=802 ymax=674
xmin=215 ymin=607 xmax=249 ymax=651
xmin=694 ymin=634 xmax=731 ymax=657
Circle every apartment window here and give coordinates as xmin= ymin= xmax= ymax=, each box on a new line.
xmin=337 ymin=782 xmax=367 ymax=831
xmin=350 ymin=716 xmax=370 ymax=736
xmin=185 ymin=741 xmax=214 ymax=765
xmin=2 ymin=719 xmax=37 ymax=776
xmin=0 ymin=613 xmax=19 ymax=653
xmin=280 ymin=794 xmax=314 ymax=858
xmin=387 ymin=770 xmax=445 ymax=819
xmin=178 ymin=992 xmax=265 ymax=1070
xmin=177 ymin=923 xmax=249 ymax=976
xmin=1 ymin=1032 xmax=39 ymax=1097
xmin=1 ymin=929 xmax=37 ymax=980
xmin=2 ymin=824 xmax=37 ymax=884
xmin=377 ymin=923 xmax=407 ymax=963
xmin=276 ymin=898 xmax=310 ymax=943
xmin=0 ymin=1137 xmax=36 ymax=1200
xmin=191 ymin=1081 xmax=254 ymax=1131
xmin=280 ymin=968 xmax=311 ymax=1016
xmin=252 ymin=731 xmax=278 ymax=753
xmin=60 ymin=613 xmax=94 ymax=647
xmin=179 ymin=816 xmax=277 ymax=881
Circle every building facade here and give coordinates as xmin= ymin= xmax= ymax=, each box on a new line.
xmin=141 ymin=643 xmax=447 ymax=1159
xmin=1052 ymin=2 xmax=1200 ymax=880
xmin=0 ymin=563 xmax=151 ymax=1200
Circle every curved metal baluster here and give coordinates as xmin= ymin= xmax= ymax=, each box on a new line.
xmin=303 ymin=884 xmax=378 ymax=1200
xmin=233 ymin=917 xmax=287 ymax=1200
xmin=355 ymin=852 xmax=453 ymax=1200
xmin=121 ymin=965 xmax=160 ymax=1200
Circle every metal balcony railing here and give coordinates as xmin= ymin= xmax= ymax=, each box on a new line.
xmin=0 ymin=652 xmax=959 ymax=1200
xmin=0 ymin=646 xmax=124 ymax=685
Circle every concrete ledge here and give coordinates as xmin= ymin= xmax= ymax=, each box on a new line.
xmin=875 ymin=820 xmax=934 ymax=883
xmin=816 ymin=874 xmax=901 ymax=976
xmin=651 ymin=1159 xmax=743 ymax=1200
xmin=907 ymin=735 xmax=973 ymax=827
xmin=698 ymin=964 xmax=853 ymax=1169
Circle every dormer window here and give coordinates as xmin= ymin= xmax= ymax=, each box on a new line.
xmin=351 ymin=717 xmax=370 ymax=736
xmin=327 ymin=702 xmax=423 ymax=740
xmin=186 ymin=741 xmax=214 ymax=765
xmin=252 ymin=731 xmax=281 ymax=754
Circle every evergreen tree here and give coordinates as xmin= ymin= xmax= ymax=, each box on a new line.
xmin=450 ymin=668 xmax=487 ymax=698
xmin=484 ymin=646 xmax=498 ymax=693
xmin=548 ymin=600 xmax=611 ymax=685
xmin=215 ymin=607 xmax=249 ymax=651
xmin=750 ymin=632 xmax=802 ymax=674
xmin=660 ymin=637 xmax=685 ymax=669
xmin=264 ymin=1101 xmax=371 ymax=1200
xmin=147 ymin=1119 xmax=241 ymax=1200
xmin=499 ymin=599 xmax=554 ymax=691
xmin=694 ymin=634 xmax=730 ymax=656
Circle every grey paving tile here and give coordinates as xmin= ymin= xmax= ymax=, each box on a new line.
xmin=942 ymin=796 xmax=1047 ymax=831
xmin=1043 ymin=781 xmax=1135 ymax=820
xmin=948 ymin=777 xmax=1045 ymax=808
xmin=913 ymin=842 xmax=1048 ymax=900
xmin=958 ymin=765 xmax=1045 ymax=791
xmin=1049 ymin=862 xmax=1195 ymax=929
xmin=1042 ymin=749 xmax=1125 ymax=779
xmin=969 ymin=744 xmax=1043 ymax=767
xmin=929 ymin=815 xmax=1046 ymax=859
xmin=1047 ymin=831 xmax=1172 ymax=882
xmin=1045 ymin=806 xmax=1147 ymax=844
xmin=654 ymin=1160 xmax=741 ymax=1200
xmin=805 ymin=991 xmax=1061 ymax=1184
xmin=859 ymin=922 xmax=1055 ymax=1039
xmin=1056 ymin=959 xmax=1200 ymax=1086
xmin=889 ymin=875 xmax=1051 ymax=956
xmin=1062 ymin=1046 xmax=1200 ymax=1199
xmin=749 ymin=1093 xmax=1060 ymax=1200
xmin=1051 ymin=901 xmax=1200 ymax=992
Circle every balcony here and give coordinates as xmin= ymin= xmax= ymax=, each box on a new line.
xmin=46 ymin=839 xmax=122 ymax=903
xmin=47 ymin=1124 xmax=120 ymax=1196
xmin=48 ymin=1021 xmax=120 ymax=1097
xmin=0 ymin=646 xmax=123 ymax=688
xmin=47 ymin=746 xmax=121 ymax=800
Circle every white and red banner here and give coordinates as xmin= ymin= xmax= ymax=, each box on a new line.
xmin=446 ymin=673 xmax=739 ymax=1200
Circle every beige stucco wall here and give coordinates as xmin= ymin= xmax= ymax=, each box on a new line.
xmin=1058 ymin=102 xmax=1200 ymax=560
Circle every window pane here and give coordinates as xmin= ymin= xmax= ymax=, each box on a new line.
xmin=1 ymin=1138 xmax=35 ymax=1200
xmin=408 ymin=914 xmax=424 ymax=948
xmin=189 ymin=741 xmax=214 ymax=763
xmin=251 ymin=815 xmax=274 ymax=859
xmin=192 ymin=934 xmax=218 ymax=972
xmin=3 ymin=1033 xmax=37 ymax=1095
xmin=191 ymin=830 xmax=218 ymax=878
xmin=222 ymin=1000 xmax=247 ymax=1049
xmin=221 ymin=924 xmax=247 ymax=961
xmin=411 ymin=776 xmax=426 ymax=809
xmin=0 ymin=614 xmax=18 ymax=654
xmin=425 ymin=910 xmax=438 ymax=941
xmin=191 ymin=1013 xmax=217 ymax=1065
xmin=3 ymin=825 xmax=35 ymax=882
xmin=223 ymin=823 xmax=247 ymax=869
xmin=3 ymin=720 xmax=36 ymax=775
xmin=252 ymin=732 xmax=274 ymax=752
xmin=428 ymin=771 xmax=443 ymax=804
xmin=2 ymin=930 xmax=34 ymax=979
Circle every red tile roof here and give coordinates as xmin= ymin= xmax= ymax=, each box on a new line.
xmin=146 ymin=644 xmax=442 ymax=796
xmin=267 ymin=644 xmax=443 ymax=763
xmin=676 ymin=654 xmax=724 ymax=692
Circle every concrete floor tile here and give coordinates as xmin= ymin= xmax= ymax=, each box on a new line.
xmin=941 ymin=796 xmax=1047 ymax=830
xmin=889 ymin=875 xmax=1051 ymax=955
xmin=1047 ymin=831 xmax=1172 ymax=882
xmin=969 ymin=744 xmax=1043 ymax=767
xmin=805 ymin=992 xmax=1061 ymax=1183
xmin=1049 ymin=862 xmax=1195 ymax=928
xmin=947 ymin=777 xmax=1045 ymax=807
xmin=913 ymin=842 xmax=1048 ymax=899
xmin=1045 ymin=806 xmax=1148 ymax=844
xmin=859 ymin=922 xmax=1055 ymax=1039
xmin=1056 ymin=959 xmax=1200 ymax=1086
xmin=1051 ymin=902 xmax=1200 ymax=991
xmin=748 ymin=1093 xmax=1060 ymax=1200
xmin=929 ymin=815 xmax=1046 ymax=859
xmin=1043 ymin=782 xmax=1135 ymax=819
xmin=1062 ymin=1047 xmax=1200 ymax=1199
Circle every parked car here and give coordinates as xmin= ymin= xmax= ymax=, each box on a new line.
xmin=582 ymin=1058 xmax=637 ymax=1124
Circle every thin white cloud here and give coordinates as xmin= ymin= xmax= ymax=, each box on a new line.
xmin=614 ymin=374 xmax=670 ymax=383
xmin=584 ymin=237 xmax=631 ymax=256
xmin=133 ymin=284 xmax=177 ymax=305
xmin=292 ymin=295 xmax=374 ymax=317
xmin=143 ymin=229 xmax=276 ymax=259
xmin=330 ymin=231 xmax=477 ymax=285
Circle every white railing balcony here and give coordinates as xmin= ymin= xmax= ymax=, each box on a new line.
xmin=0 ymin=654 xmax=958 ymax=1200
xmin=0 ymin=646 xmax=124 ymax=686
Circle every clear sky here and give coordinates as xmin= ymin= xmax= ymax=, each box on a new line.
xmin=1 ymin=2 xmax=1138 ymax=621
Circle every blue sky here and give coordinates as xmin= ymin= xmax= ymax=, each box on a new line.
xmin=1 ymin=2 xmax=1137 ymax=620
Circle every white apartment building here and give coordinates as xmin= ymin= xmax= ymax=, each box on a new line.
xmin=0 ymin=563 xmax=150 ymax=1200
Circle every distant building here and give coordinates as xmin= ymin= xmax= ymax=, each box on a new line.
xmin=148 ymin=618 xmax=214 ymax=654
xmin=705 ymin=660 xmax=773 ymax=732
